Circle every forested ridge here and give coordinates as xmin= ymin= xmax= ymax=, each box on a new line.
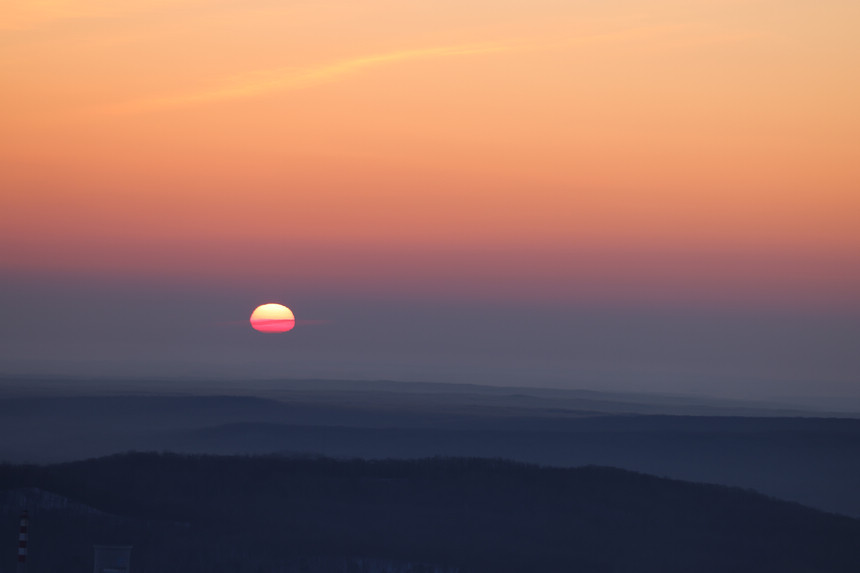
xmin=2 ymin=453 xmax=860 ymax=572
xmin=4 ymin=391 xmax=860 ymax=516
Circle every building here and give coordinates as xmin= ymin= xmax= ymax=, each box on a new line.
xmin=93 ymin=545 xmax=132 ymax=573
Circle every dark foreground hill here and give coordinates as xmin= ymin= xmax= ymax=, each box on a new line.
xmin=2 ymin=454 xmax=860 ymax=573
xmin=3 ymin=391 xmax=860 ymax=516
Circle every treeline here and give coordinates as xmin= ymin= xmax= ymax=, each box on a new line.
xmin=1 ymin=453 xmax=860 ymax=572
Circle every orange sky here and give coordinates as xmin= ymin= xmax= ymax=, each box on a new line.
xmin=3 ymin=0 xmax=859 ymax=308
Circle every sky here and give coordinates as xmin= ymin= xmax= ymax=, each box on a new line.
xmin=2 ymin=0 xmax=859 ymax=402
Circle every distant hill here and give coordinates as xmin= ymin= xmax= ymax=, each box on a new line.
xmin=3 ymin=374 xmax=858 ymax=417
xmin=1 ymin=388 xmax=860 ymax=516
xmin=1 ymin=453 xmax=859 ymax=573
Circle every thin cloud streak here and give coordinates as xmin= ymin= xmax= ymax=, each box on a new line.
xmin=102 ymin=43 xmax=514 ymax=114
xmin=214 ymin=319 xmax=332 ymax=327
xmin=99 ymin=24 xmax=749 ymax=115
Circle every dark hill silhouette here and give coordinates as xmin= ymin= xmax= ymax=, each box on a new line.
xmin=2 ymin=453 xmax=860 ymax=572
xmin=3 ymin=392 xmax=860 ymax=516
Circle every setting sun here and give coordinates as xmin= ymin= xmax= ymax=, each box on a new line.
xmin=250 ymin=303 xmax=295 ymax=333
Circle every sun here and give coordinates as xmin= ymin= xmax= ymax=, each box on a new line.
xmin=250 ymin=303 xmax=295 ymax=333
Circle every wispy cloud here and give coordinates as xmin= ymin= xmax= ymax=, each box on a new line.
xmin=102 ymin=42 xmax=513 ymax=114
xmin=98 ymin=24 xmax=750 ymax=115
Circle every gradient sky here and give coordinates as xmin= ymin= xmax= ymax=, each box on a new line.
xmin=2 ymin=0 xmax=859 ymax=401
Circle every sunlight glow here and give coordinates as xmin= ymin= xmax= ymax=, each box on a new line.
xmin=250 ymin=303 xmax=295 ymax=333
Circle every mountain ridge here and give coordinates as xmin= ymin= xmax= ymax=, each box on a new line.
xmin=2 ymin=452 xmax=859 ymax=573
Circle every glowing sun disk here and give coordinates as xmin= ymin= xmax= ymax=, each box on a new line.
xmin=250 ymin=303 xmax=295 ymax=333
